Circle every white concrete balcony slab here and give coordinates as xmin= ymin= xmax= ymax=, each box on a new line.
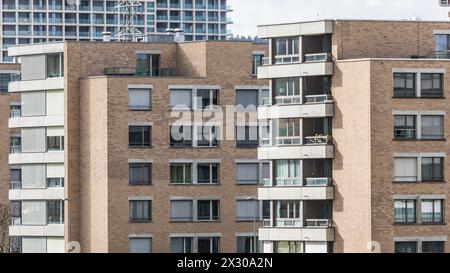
xmin=9 ymin=151 xmax=64 ymax=164
xmin=258 ymin=145 xmax=333 ymax=160
xmin=258 ymin=227 xmax=334 ymax=242
xmin=9 ymin=115 xmax=64 ymax=128
xmin=258 ymin=186 xmax=334 ymax=200
xmin=9 ymin=188 xmax=64 ymax=200
xmin=9 ymin=224 xmax=64 ymax=237
xmin=8 ymin=77 xmax=64 ymax=92
xmin=258 ymin=62 xmax=333 ymax=79
xmin=257 ymin=20 xmax=333 ymax=38
xmin=258 ymin=102 xmax=334 ymax=120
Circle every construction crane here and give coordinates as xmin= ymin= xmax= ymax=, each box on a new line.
xmin=115 ymin=0 xmax=143 ymax=42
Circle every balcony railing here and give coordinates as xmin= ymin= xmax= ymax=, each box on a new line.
xmin=10 ymin=181 xmax=21 ymax=190
xmin=304 ymin=135 xmax=332 ymax=145
xmin=275 ymin=95 xmax=301 ymax=105
xmin=276 ymin=136 xmax=301 ymax=145
xmin=261 ymin=178 xmax=272 ymax=187
xmin=304 ymin=177 xmax=331 ymax=187
xmin=274 ymin=54 xmax=301 ymax=65
xmin=104 ymin=67 xmax=176 ymax=77
xmin=276 ymin=218 xmax=302 ymax=227
xmin=304 ymin=53 xmax=332 ymax=63
xmin=11 ymin=217 xmax=21 ymax=226
xmin=275 ymin=178 xmax=302 ymax=187
xmin=305 ymin=219 xmax=333 ymax=228
xmin=10 ymin=146 xmax=21 ymax=154
xmin=263 ymin=219 xmax=271 ymax=227
xmin=304 ymin=94 xmax=333 ymax=104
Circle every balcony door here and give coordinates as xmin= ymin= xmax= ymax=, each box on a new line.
xmin=136 ymin=53 xmax=160 ymax=76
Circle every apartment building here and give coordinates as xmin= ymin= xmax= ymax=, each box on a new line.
xmin=5 ymin=38 xmax=268 ymax=253
xmin=256 ymin=19 xmax=450 ymax=253
xmin=0 ymin=0 xmax=232 ymax=62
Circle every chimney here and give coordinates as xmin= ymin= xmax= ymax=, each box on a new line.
xmin=173 ymin=28 xmax=185 ymax=43
xmin=102 ymin=31 xmax=112 ymax=42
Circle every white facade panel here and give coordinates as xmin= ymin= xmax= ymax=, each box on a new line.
xmin=258 ymin=187 xmax=334 ymax=200
xmin=258 ymin=145 xmax=334 ymax=160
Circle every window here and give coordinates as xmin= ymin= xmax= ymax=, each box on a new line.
xmin=275 ymin=241 xmax=303 ymax=253
xmin=128 ymin=88 xmax=151 ymax=110
xmin=274 ymin=78 xmax=300 ymax=104
xmin=129 ymin=238 xmax=152 ymax=253
xmin=274 ymin=37 xmax=299 ymax=57
xmin=0 ymin=73 xmax=14 ymax=93
xmin=277 ymin=118 xmax=300 ymax=145
xmin=195 ymin=89 xmax=218 ymax=110
xmin=277 ymin=200 xmax=301 ymax=219
xmin=395 ymin=242 xmax=417 ymax=253
xmin=136 ymin=53 xmax=160 ymax=76
xmin=393 ymin=73 xmax=416 ymax=98
xmin=10 ymin=136 xmax=21 ymax=154
xmin=197 ymin=200 xmax=219 ymax=221
xmin=171 ymin=237 xmax=193 ymax=253
xmin=422 ymin=241 xmax=445 ymax=253
xmin=21 ymin=91 xmax=46 ymax=117
xmin=393 ymin=115 xmax=416 ymax=140
xmin=129 ymin=200 xmax=151 ymax=223
xmin=274 ymin=160 xmax=301 ymax=186
xmin=46 ymin=53 xmax=64 ymax=78
xmin=421 ymin=200 xmax=443 ymax=224
xmin=237 ymin=236 xmax=258 ymax=253
xmin=170 ymin=89 xmax=192 ymax=110
xmin=129 ymin=163 xmax=152 ymax=185
xmin=394 ymin=200 xmax=416 ymax=224
xmin=421 ymin=74 xmax=443 ymax=98
xmin=260 ymin=88 xmax=270 ymax=106
xmin=10 ymin=169 xmax=21 ymax=190
xmin=47 ymin=136 xmax=64 ymax=151
xmin=421 ymin=116 xmax=444 ymax=140
xmin=435 ymin=34 xmax=450 ymax=58
xmin=236 ymin=90 xmax=258 ymax=108
xmin=170 ymin=163 xmax=192 ymax=184
xmin=129 ymin=125 xmax=151 ymax=147
xmin=236 ymin=200 xmax=259 ymax=221
xmin=394 ymin=157 xmax=417 ymax=182
xmin=170 ymin=200 xmax=193 ymax=221
xmin=236 ymin=163 xmax=259 ymax=185
xmin=236 ymin=126 xmax=258 ymax=147
xmin=197 ymin=237 xmax=219 ymax=253
xmin=196 ymin=125 xmax=219 ymax=147
xmin=252 ymin=54 xmax=264 ymax=75
xmin=170 ymin=125 xmax=192 ymax=147
xmin=47 ymin=200 xmax=64 ymax=224
xmin=421 ymin=157 xmax=444 ymax=181
xmin=197 ymin=163 xmax=219 ymax=184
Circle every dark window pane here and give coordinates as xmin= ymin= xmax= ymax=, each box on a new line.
xmin=422 ymin=241 xmax=444 ymax=253
xmin=395 ymin=242 xmax=417 ymax=253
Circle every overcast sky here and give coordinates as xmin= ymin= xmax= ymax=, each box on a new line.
xmin=228 ymin=0 xmax=450 ymax=37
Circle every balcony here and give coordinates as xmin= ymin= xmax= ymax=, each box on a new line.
xmin=11 ymin=217 xmax=21 ymax=226
xmin=9 ymin=224 xmax=64 ymax=237
xmin=258 ymin=102 xmax=333 ymax=120
xmin=9 ymin=187 xmax=65 ymax=201
xmin=258 ymin=59 xmax=333 ymax=79
xmin=10 ymin=108 xmax=21 ymax=118
xmin=9 ymin=151 xmax=64 ymax=165
xmin=258 ymin=144 xmax=333 ymax=160
xmin=304 ymin=135 xmax=332 ymax=146
xmin=258 ymin=226 xmax=334 ymax=242
xmin=258 ymin=184 xmax=334 ymax=200
xmin=104 ymin=67 xmax=176 ymax=77
xmin=304 ymin=177 xmax=331 ymax=187
xmin=10 ymin=181 xmax=21 ymax=190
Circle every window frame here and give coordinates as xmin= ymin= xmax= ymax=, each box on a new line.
xmin=128 ymin=125 xmax=151 ymax=147
xmin=421 ymin=115 xmax=444 ymax=140
xmin=170 ymin=163 xmax=193 ymax=184
xmin=421 ymin=73 xmax=443 ymax=98
xmin=196 ymin=163 xmax=219 ymax=184
xmin=196 ymin=200 xmax=219 ymax=221
xmin=393 ymin=73 xmax=416 ymax=98
xmin=421 ymin=157 xmax=444 ymax=182
xmin=129 ymin=200 xmax=152 ymax=223
xmin=393 ymin=115 xmax=416 ymax=140
xmin=128 ymin=88 xmax=152 ymax=111
xmin=421 ymin=199 xmax=444 ymax=225
xmin=128 ymin=163 xmax=152 ymax=186
xmin=394 ymin=199 xmax=416 ymax=224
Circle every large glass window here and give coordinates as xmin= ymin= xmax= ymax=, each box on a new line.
xmin=170 ymin=163 xmax=192 ymax=184
xmin=195 ymin=89 xmax=218 ymax=110
xmin=394 ymin=200 xmax=416 ymax=224
xmin=421 ymin=74 xmax=443 ymax=98
xmin=421 ymin=200 xmax=443 ymax=224
xmin=236 ymin=200 xmax=259 ymax=221
xmin=435 ymin=34 xmax=450 ymax=58
xmin=393 ymin=115 xmax=416 ymax=140
xmin=197 ymin=237 xmax=219 ymax=253
xmin=47 ymin=200 xmax=64 ymax=224
xmin=197 ymin=163 xmax=219 ymax=184
xmin=195 ymin=125 xmax=219 ymax=147
xmin=236 ymin=89 xmax=258 ymax=108
xmin=129 ymin=200 xmax=151 ymax=223
xmin=197 ymin=200 xmax=219 ymax=221
xmin=171 ymin=237 xmax=193 ymax=253
xmin=274 ymin=78 xmax=300 ymax=104
xmin=421 ymin=157 xmax=443 ymax=182
xmin=274 ymin=160 xmax=301 ymax=186
xmin=46 ymin=53 xmax=63 ymax=78
xmin=237 ymin=236 xmax=258 ymax=253
xmin=421 ymin=116 xmax=444 ymax=140
xmin=236 ymin=126 xmax=258 ymax=147
xmin=129 ymin=163 xmax=151 ymax=185
xmin=129 ymin=126 xmax=151 ymax=147
xmin=0 ymin=73 xmax=14 ymax=93
xmin=422 ymin=241 xmax=445 ymax=253
xmin=395 ymin=242 xmax=417 ymax=253
xmin=277 ymin=118 xmax=300 ymax=145
xmin=136 ymin=53 xmax=160 ymax=76
xmin=393 ymin=73 xmax=416 ymax=98
xmin=274 ymin=37 xmax=299 ymax=56
xmin=47 ymin=136 xmax=64 ymax=151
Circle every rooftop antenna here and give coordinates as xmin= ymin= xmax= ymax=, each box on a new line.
xmin=115 ymin=0 xmax=143 ymax=42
